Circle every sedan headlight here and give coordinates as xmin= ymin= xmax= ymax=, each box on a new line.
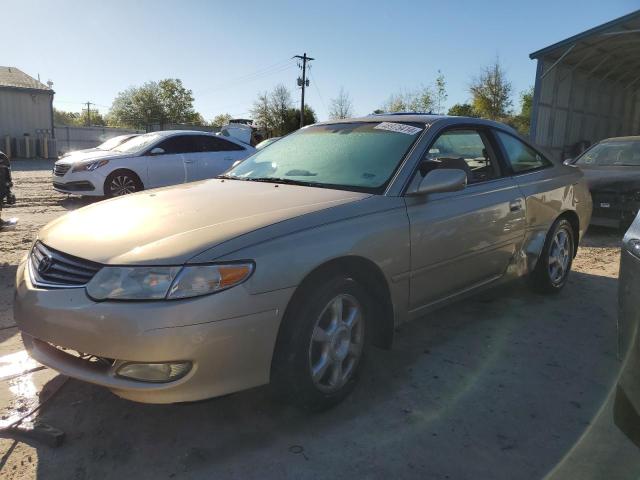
xmin=86 ymin=263 xmax=253 ymax=301
xmin=72 ymin=159 xmax=110 ymax=172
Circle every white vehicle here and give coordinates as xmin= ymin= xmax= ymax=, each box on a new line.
xmin=52 ymin=130 xmax=255 ymax=197
xmin=59 ymin=134 xmax=140 ymax=160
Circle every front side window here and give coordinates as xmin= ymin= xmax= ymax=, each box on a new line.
xmin=496 ymin=130 xmax=551 ymax=173
xmin=155 ymin=136 xmax=199 ymax=155
xmin=421 ymin=129 xmax=500 ymax=184
xmin=575 ymin=141 xmax=640 ymax=167
xmin=225 ymin=122 xmax=424 ymax=192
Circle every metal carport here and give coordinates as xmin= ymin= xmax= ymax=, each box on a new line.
xmin=529 ymin=10 xmax=640 ymax=161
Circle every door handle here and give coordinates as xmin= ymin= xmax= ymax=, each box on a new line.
xmin=509 ymin=199 xmax=523 ymax=212
xmin=184 ymin=160 xmax=194 ymax=164
xmin=224 ymin=156 xmax=233 ymax=161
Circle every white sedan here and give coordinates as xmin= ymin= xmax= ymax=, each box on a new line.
xmin=52 ymin=130 xmax=255 ymax=197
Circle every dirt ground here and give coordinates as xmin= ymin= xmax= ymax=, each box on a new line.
xmin=0 ymin=160 xmax=639 ymax=479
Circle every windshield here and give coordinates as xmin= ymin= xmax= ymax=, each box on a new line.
xmin=97 ymin=135 xmax=133 ymax=151
xmin=225 ymin=122 xmax=423 ymax=192
xmin=576 ymin=141 xmax=640 ymax=167
xmin=112 ymin=133 xmax=161 ymax=154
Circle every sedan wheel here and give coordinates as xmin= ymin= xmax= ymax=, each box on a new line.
xmin=271 ymin=276 xmax=372 ymax=410
xmin=530 ymin=218 xmax=575 ymax=293
xmin=105 ymin=171 xmax=141 ymax=197
xmin=309 ymin=294 xmax=365 ymax=393
xmin=548 ymin=228 xmax=571 ymax=286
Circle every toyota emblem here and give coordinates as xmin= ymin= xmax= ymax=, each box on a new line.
xmin=38 ymin=255 xmax=54 ymax=274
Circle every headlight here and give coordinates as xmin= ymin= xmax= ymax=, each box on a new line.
xmin=627 ymin=239 xmax=640 ymax=259
xmin=72 ymin=159 xmax=110 ymax=172
xmin=86 ymin=263 xmax=253 ymax=301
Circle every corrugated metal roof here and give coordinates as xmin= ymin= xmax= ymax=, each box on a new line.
xmin=0 ymin=66 xmax=51 ymax=91
xmin=530 ymin=10 xmax=640 ymax=60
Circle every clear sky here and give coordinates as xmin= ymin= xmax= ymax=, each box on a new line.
xmin=3 ymin=0 xmax=638 ymax=122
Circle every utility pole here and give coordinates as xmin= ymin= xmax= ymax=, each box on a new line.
xmin=85 ymin=101 xmax=93 ymax=126
xmin=294 ymin=53 xmax=314 ymax=128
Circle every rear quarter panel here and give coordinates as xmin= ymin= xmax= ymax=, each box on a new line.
xmin=515 ymin=164 xmax=591 ymax=272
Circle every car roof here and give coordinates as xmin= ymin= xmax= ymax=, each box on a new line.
xmin=151 ymin=129 xmax=218 ymax=137
xmin=314 ymin=113 xmax=517 ymax=132
xmin=599 ymin=136 xmax=640 ymax=143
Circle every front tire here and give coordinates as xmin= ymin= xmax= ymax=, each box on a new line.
xmin=104 ymin=170 xmax=143 ymax=197
xmin=271 ymin=275 xmax=371 ymax=410
xmin=530 ymin=218 xmax=575 ymax=293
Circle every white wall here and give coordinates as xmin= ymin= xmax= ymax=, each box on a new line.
xmin=0 ymin=88 xmax=52 ymax=138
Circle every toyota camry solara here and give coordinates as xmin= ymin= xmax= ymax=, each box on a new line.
xmin=14 ymin=115 xmax=592 ymax=409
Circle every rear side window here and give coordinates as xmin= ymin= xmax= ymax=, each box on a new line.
xmin=495 ymin=131 xmax=551 ymax=173
xmin=198 ymin=136 xmax=245 ymax=152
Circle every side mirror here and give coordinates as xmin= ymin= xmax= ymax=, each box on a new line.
xmin=149 ymin=147 xmax=165 ymax=156
xmin=562 ymin=158 xmax=574 ymax=165
xmin=408 ymin=168 xmax=467 ymax=196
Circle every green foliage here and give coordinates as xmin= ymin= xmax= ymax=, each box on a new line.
xmin=210 ymin=113 xmax=233 ymax=128
xmin=469 ymin=58 xmax=513 ymax=120
xmin=508 ymin=86 xmax=534 ymax=136
xmin=250 ymin=84 xmax=316 ymax=136
xmin=447 ymin=103 xmax=479 ymax=117
xmin=53 ymin=108 xmax=105 ymax=126
xmin=108 ymin=79 xmax=199 ymax=128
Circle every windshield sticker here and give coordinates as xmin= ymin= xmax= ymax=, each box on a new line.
xmin=374 ymin=122 xmax=422 ymax=135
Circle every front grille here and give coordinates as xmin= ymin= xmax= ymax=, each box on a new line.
xmin=29 ymin=241 xmax=102 ymax=288
xmin=53 ymin=163 xmax=71 ymax=176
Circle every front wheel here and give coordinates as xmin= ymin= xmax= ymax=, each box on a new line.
xmin=530 ymin=218 xmax=575 ymax=293
xmin=104 ymin=170 xmax=143 ymax=197
xmin=271 ymin=275 xmax=371 ymax=410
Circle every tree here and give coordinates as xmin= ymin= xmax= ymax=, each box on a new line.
xmin=434 ymin=71 xmax=448 ymax=114
xmin=382 ymin=86 xmax=434 ymax=113
xmin=250 ymin=84 xmax=308 ymax=137
xmin=447 ymin=103 xmax=479 ymax=117
xmin=210 ymin=113 xmax=233 ymax=128
xmin=509 ymin=86 xmax=534 ymax=136
xmin=108 ymin=79 xmax=199 ymax=129
xmin=469 ymin=58 xmax=513 ymax=120
xmin=53 ymin=108 xmax=79 ymax=126
xmin=329 ymin=87 xmax=354 ymax=119
xmin=53 ymin=108 xmax=106 ymax=126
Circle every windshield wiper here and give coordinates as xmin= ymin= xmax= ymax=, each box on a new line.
xmin=244 ymin=177 xmax=314 ymax=187
xmin=216 ymin=174 xmax=246 ymax=180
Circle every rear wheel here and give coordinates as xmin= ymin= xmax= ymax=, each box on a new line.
xmin=530 ymin=218 xmax=575 ymax=293
xmin=104 ymin=170 xmax=142 ymax=197
xmin=271 ymin=275 xmax=371 ymax=410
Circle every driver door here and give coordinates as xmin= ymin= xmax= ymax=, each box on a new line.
xmin=406 ymin=128 xmax=526 ymax=316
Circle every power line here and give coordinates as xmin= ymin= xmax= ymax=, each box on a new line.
xmin=308 ymin=71 xmax=328 ymax=116
xmin=197 ymin=60 xmax=296 ymax=96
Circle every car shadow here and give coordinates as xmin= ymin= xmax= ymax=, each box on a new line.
xmin=12 ymin=270 xmax=632 ymax=479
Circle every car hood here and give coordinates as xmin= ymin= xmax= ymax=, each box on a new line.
xmin=56 ymin=150 xmax=132 ymax=165
xmin=580 ymin=166 xmax=640 ymax=191
xmin=38 ymin=179 xmax=370 ymax=265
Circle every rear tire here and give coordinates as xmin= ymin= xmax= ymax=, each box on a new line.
xmin=104 ymin=170 xmax=143 ymax=198
xmin=271 ymin=275 xmax=371 ymax=410
xmin=530 ymin=218 xmax=575 ymax=294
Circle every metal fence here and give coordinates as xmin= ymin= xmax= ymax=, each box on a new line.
xmin=54 ymin=126 xmax=143 ymax=154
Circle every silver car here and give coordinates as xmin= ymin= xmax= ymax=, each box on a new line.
xmin=14 ymin=115 xmax=592 ymax=409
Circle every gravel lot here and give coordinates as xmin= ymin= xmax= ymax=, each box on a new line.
xmin=0 ymin=160 xmax=639 ymax=479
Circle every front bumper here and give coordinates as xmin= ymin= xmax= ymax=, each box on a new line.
xmin=52 ymin=180 xmax=95 ymax=193
xmin=14 ymin=260 xmax=294 ymax=403
xmin=52 ymin=168 xmax=105 ymax=196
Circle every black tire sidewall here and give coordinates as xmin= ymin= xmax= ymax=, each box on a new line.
xmin=104 ymin=170 xmax=142 ymax=198
xmin=272 ymin=275 xmax=372 ymax=410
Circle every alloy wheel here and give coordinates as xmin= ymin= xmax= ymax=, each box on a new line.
xmin=109 ymin=175 xmax=137 ymax=196
xmin=309 ymin=294 xmax=365 ymax=393
xmin=548 ymin=228 xmax=571 ymax=285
